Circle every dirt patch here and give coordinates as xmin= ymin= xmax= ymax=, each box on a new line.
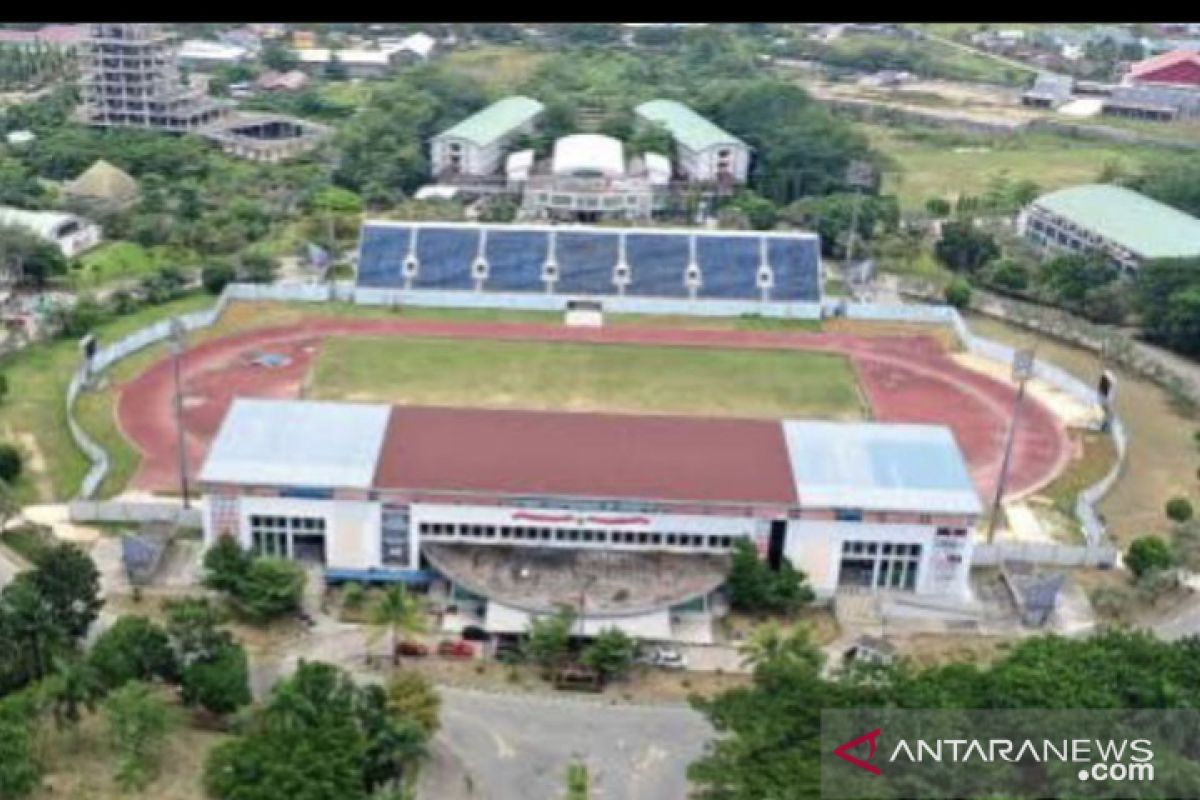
xmin=10 ymin=427 xmax=53 ymax=501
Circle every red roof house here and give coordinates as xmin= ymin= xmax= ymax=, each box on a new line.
xmin=1130 ymin=49 xmax=1200 ymax=88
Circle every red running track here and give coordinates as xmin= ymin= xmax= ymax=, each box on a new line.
xmin=115 ymin=317 xmax=1071 ymax=501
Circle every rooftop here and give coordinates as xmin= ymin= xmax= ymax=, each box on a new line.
xmin=552 ymin=133 xmax=625 ymax=178
xmin=1032 ymin=184 xmax=1200 ymax=260
xmin=435 ymin=96 xmax=545 ymax=148
xmin=0 ymin=206 xmax=91 ymax=241
xmin=635 ymin=99 xmax=745 ymax=153
xmin=782 ymin=421 xmax=982 ymax=515
xmin=374 ymin=406 xmax=796 ymax=506
xmin=1130 ymin=48 xmax=1200 ymax=81
xmin=199 ymin=398 xmax=391 ymax=489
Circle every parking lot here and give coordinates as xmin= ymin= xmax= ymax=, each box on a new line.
xmin=423 ymin=687 xmax=712 ymax=800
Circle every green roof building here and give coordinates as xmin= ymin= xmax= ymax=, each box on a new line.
xmin=1022 ymin=183 xmax=1200 ymax=271
xmin=431 ymin=96 xmax=545 ymax=177
xmin=1023 ymin=184 xmax=1200 ymax=271
xmin=634 ymin=99 xmax=750 ymax=184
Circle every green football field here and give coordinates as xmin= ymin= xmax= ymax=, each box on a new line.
xmin=309 ymin=337 xmax=866 ymax=420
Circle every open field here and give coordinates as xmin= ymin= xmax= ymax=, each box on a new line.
xmin=32 ymin=700 xmax=225 ymax=800
xmin=310 ymin=337 xmax=866 ymax=419
xmin=441 ymin=45 xmax=548 ymax=93
xmin=863 ymin=124 xmax=1168 ymax=211
xmin=816 ymin=31 xmax=1027 ymax=85
xmin=965 ymin=313 xmax=1199 ymax=545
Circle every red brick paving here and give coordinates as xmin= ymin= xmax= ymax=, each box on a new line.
xmin=115 ymin=317 xmax=1070 ymax=502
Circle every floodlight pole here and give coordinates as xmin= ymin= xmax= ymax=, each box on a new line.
xmin=169 ymin=318 xmax=191 ymax=510
xmin=986 ymin=349 xmax=1035 ymax=544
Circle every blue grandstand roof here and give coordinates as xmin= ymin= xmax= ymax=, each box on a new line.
xmin=356 ymin=222 xmax=822 ymax=304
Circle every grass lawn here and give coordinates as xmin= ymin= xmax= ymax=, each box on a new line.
xmin=68 ymin=242 xmax=197 ymax=291
xmin=965 ymin=312 xmax=1199 ymax=546
xmin=863 ymin=124 xmax=1170 ymax=212
xmin=311 ymin=337 xmax=866 ymax=420
xmin=821 ymin=31 xmax=1028 ymax=85
xmin=0 ymin=292 xmax=214 ymax=504
xmin=441 ymin=45 xmax=548 ymax=93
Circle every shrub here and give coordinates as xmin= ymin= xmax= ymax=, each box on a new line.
xmin=234 ymin=558 xmax=305 ymax=622
xmin=987 ymin=259 xmax=1029 ymax=292
xmin=1126 ymin=535 xmax=1175 ymax=579
xmin=944 ymin=277 xmax=972 ymax=309
xmin=342 ymin=581 xmax=366 ymax=610
xmin=1166 ymin=496 xmax=1194 ymax=523
xmin=202 ymin=536 xmax=252 ymax=595
xmin=89 ymin=616 xmax=178 ymax=689
xmin=180 ymin=641 xmax=252 ymax=716
xmin=201 ymin=262 xmax=235 ymax=295
xmin=0 ymin=444 xmax=22 ymax=483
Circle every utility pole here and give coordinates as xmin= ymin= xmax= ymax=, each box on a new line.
xmin=844 ymin=161 xmax=875 ymax=293
xmin=986 ymin=347 xmax=1036 ymax=544
xmin=169 ymin=317 xmax=191 ymax=510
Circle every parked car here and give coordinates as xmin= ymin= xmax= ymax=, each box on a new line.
xmin=396 ymin=640 xmax=430 ymax=657
xmin=438 ymin=639 xmax=475 ymax=659
xmin=638 ymin=645 xmax=688 ymax=670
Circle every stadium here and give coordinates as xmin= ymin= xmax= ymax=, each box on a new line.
xmin=101 ymin=217 xmax=1077 ymax=641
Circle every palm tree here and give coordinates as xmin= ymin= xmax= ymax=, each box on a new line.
xmin=48 ymin=656 xmax=104 ymax=731
xmin=369 ymin=585 xmax=427 ymax=666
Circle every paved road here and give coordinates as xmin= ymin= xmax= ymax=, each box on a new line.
xmin=421 ymin=688 xmax=712 ymax=800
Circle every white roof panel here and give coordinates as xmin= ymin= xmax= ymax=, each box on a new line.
xmin=199 ymin=398 xmax=391 ymax=489
xmin=783 ymin=421 xmax=982 ymax=515
xmin=484 ymin=602 xmax=673 ymax=640
xmin=552 ymin=134 xmax=625 ymax=177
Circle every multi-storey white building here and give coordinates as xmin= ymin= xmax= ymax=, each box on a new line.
xmin=200 ymin=399 xmax=981 ymax=638
xmin=430 ymin=96 xmax=545 ymax=178
xmin=1019 ymin=184 xmax=1200 ymax=274
xmin=634 ymin=99 xmax=751 ymax=184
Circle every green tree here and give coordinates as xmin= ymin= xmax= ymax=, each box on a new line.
xmin=1039 ymin=251 xmax=1118 ymax=307
xmin=180 ymin=639 xmax=252 ymax=716
xmin=237 ymin=249 xmax=278 ymax=284
xmin=201 ymin=262 xmax=236 ymax=295
xmin=0 ymin=574 xmax=68 ymax=691
xmin=88 ymin=615 xmax=177 ymax=689
xmin=369 ymin=585 xmax=426 ymax=663
xmin=202 ymin=536 xmax=252 ymax=594
xmin=726 ymin=540 xmax=815 ymax=616
xmin=0 ymin=224 xmax=67 ymax=288
xmin=204 ymin=661 xmax=372 ymax=800
xmin=31 ymin=542 xmax=103 ymax=639
xmin=1171 ymin=520 xmax=1200 ymax=572
xmin=986 ymin=258 xmax=1029 ymax=292
xmin=1126 ymin=535 xmax=1176 ymax=579
xmin=164 ymin=595 xmax=230 ymax=664
xmin=944 ymin=277 xmax=972 ymax=309
xmin=236 ymin=558 xmax=306 ymax=623
xmin=934 ymin=220 xmax=999 ymax=273
xmin=0 ymin=373 xmax=9 ymax=404
xmin=46 ymin=656 xmax=104 ymax=729
xmin=104 ymin=681 xmax=176 ymax=791
xmin=738 ymin=621 xmax=824 ymax=673
xmin=924 ymin=196 xmax=951 ymax=217
xmin=525 ymin=606 xmax=576 ymax=674
xmin=0 ymin=706 xmax=39 ymax=799
xmin=1134 ymin=257 xmax=1200 ymax=354
xmin=580 ymin=627 xmax=636 ymax=682
xmin=385 ymin=669 xmax=441 ymax=736
xmin=1166 ymin=496 xmax=1194 ymax=523
xmin=261 ymin=40 xmax=299 ymax=72
xmin=727 ymin=191 xmax=778 ymax=231
xmin=357 ymin=683 xmax=429 ymax=794
xmin=0 ymin=443 xmax=22 ymax=483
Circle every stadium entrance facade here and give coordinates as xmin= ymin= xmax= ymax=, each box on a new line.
xmin=200 ymin=399 xmax=981 ymax=640
xmin=354 ymin=221 xmax=823 ymax=320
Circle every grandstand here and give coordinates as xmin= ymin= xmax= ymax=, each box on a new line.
xmin=356 ymin=221 xmax=822 ymax=314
